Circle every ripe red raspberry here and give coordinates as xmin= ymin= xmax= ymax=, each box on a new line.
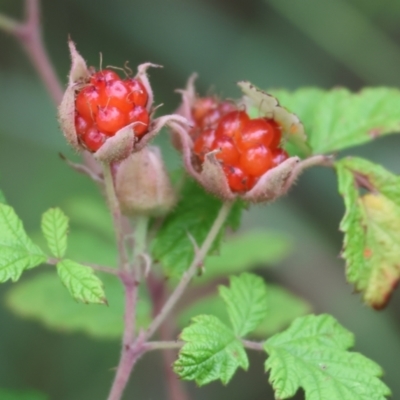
xmin=193 ymin=129 xmax=216 ymax=161
xmin=234 ymin=118 xmax=279 ymax=151
xmin=103 ymin=80 xmax=133 ymax=113
xmin=271 ymin=148 xmax=289 ymax=166
xmin=75 ymin=85 xmax=106 ymax=121
xmin=192 ymin=97 xmax=219 ymax=125
xmin=215 ymin=111 xmax=249 ymax=139
xmin=223 ymin=165 xmax=256 ymax=192
xmin=90 ymin=69 xmax=120 ymax=86
xmin=81 ymin=127 xmax=107 ymax=152
xmin=125 ymin=78 xmax=148 ymax=107
xmin=212 ymin=135 xmax=240 ymax=165
xmin=239 ymin=145 xmax=273 ymax=176
xmin=75 ymin=113 xmax=90 ymax=136
xmin=127 ymin=106 xmax=150 ymax=137
xmin=96 ymin=106 xmax=128 ymax=135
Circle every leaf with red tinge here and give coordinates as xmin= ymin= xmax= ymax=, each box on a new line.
xmin=336 ymin=157 xmax=400 ymax=308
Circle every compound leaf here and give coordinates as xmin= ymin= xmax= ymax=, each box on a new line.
xmin=336 ymin=157 xmax=400 ymax=308
xmin=41 ymin=208 xmax=69 ymax=258
xmin=0 ymin=203 xmax=46 ymax=282
xmin=174 ymin=315 xmax=248 ymax=385
xmin=265 ymin=314 xmax=391 ymax=400
xmin=57 ymin=259 xmax=106 ymax=305
xmin=270 ymin=87 xmax=400 ymax=154
xmin=151 ymin=178 xmax=242 ymax=277
xmin=219 ymin=273 xmax=268 ymax=337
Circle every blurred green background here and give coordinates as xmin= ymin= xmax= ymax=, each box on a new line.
xmin=1 ymin=0 xmax=400 ymax=399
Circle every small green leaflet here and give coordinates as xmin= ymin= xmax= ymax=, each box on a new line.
xmin=151 ymin=178 xmax=242 ymax=277
xmin=41 ymin=208 xmax=69 ymax=258
xmin=269 ymin=87 xmax=400 ymax=154
xmin=0 ymin=203 xmax=46 ymax=282
xmin=336 ymin=157 xmax=400 ymax=308
xmin=57 ymin=259 xmax=106 ymax=304
xmin=219 ymin=273 xmax=268 ymax=337
xmin=177 ymin=284 xmax=310 ymax=338
xmin=264 ymin=314 xmax=390 ymax=400
xmin=174 ymin=315 xmax=248 ymax=385
xmin=0 ymin=388 xmax=48 ymax=400
xmin=175 ymin=273 xmax=267 ymax=385
xmin=6 ymin=272 xmax=151 ymax=339
xmin=194 ymin=230 xmax=291 ymax=285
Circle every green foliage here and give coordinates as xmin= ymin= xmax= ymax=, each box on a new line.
xmin=0 ymin=203 xmax=46 ymax=282
xmin=41 ymin=208 xmax=69 ymax=258
xmin=6 ymin=272 xmax=151 ymax=339
xmin=336 ymin=157 xmax=400 ymax=308
xmin=57 ymin=259 xmax=106 ymax=305
xmin=177 ymin=284 xmax=310 ymax=338
xmin=219 ymin=273 xmax=268 ymax=337
xmin=151 ymin=179 xmax=243 ymax=277
xmin=270 ymin=87 xmax=400 ymax=154
xmin=0 ymin=388 xmax=47 ymax=400
xmin=0 ymin=189 xmax=6 ymax=204
xmin=174 ymin=315 xmax=248 ymax=385
xmin=264 ymin=314 xmax=390 ymax=400
xmin=193 ymin=230 xmax=291 ymax=285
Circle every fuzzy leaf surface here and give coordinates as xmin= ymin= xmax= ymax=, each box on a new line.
xmin=270 ymin=87 xmax=400 ymax=154
xmin=151 ymin=179 xmax=242 ymax=277
xmin=6 ymin=272 xmax=151 ymax=339
xmin=41 ymin=208 xmax=69 ymax=258
xmin=57 ymin=259 xmax=106 ymax=304
xmin=336 ymin=157 xmax=400 ymax=308
xmin=265 ymin=314 xmax=391 ymax=400
xmin=194 ymin=230 xmax=291 ymax=285
xmin=174 ymin=315 xmax=248 ymax=385
xmin=219 ymin=273 xmax=268 ymax=337
xmin=0 ymin=204 xmax=46 ymax=282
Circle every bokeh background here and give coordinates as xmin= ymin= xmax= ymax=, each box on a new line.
xmin=1 ymin=0 xmax=400 ymax=399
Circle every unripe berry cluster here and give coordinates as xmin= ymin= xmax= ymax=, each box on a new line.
xmin=190 ymin=97 xmax=289 ymax=192
xmin=74 ymin=69 xmax=150 ymax=152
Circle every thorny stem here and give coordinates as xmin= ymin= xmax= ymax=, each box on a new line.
xmin=145 ymin=201 xmax=234 ymax=341
xmin=0 ymin=0 xmax=63 ymax=104
xmin=132 ymin=215 xmax=149 ymax=280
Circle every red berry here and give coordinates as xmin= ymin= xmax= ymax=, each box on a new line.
xmin=125 ymin=78 xmax=148 ymax=107
xmin=75 ymin=85 xmax=106 ymax=121
xmin=90 ymin=69 xmax=120 ymax=87
xmin=215 ymin=110 xmax=249 ymax=139
xmin=271 ymin=148 xmax=289 ymax=166
xmin=81 ymin=127 xmax=107 ymax=152
xmin=192 ymin=97 xmax=218 ymax=124
xmin=75 ymin=113 xmax=91 ymax=136
xmin=240 ymin=145 xmax=273 ymax=176
xmin=127 ymin=106 xmax=150 ymax=137
xmin=201 ymin=108 xmax=222 ymax=129
xmin=223 ymin=165 xmax=256 ymax=192
xmin=193 ymin=129 xmax=216 ymax=161
xmin=235 ymin=118 xmax=279 ymax=152
xmin=218 ymin=101 xmax=237 ymax=116
xmin=104 ymin=80 xmax=133 ymax=113
xmin=96 ymin=106 xmax=128 ymax=135
xmin=266 ymin=119 xmax=282 ymax=148
xmin=212 ymin=135 xmax=240 ymax=165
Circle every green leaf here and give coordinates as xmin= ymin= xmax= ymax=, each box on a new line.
xmin=270 ymin=87 xmax=400 ymax=154
xmin=57 ymin=259 xmax=106 ymax=304
xmin=0 ymin=203 xmax=46 ymax=282
xmin=265 ymin=314 xmax=391 ymax=400
xmin=0 ymin=388 xmax=47 ymax=400
xmin=174 ymin=315 xmax=248 ymax=385
xmin=336 ymin=157 xmax=400 ymax=308
xmin=178 ymin=284 xmax=310 ymax=338
xmin=219 ymin=273 xmax=268 ymax=337
xmin=151 ymin=179 xmax=242 ymax=277
xmin=193 ymin=230 xmax=291 ymax=285
xmin=41 ymin=208 xmax=69 ymax=258
xmin=6 ymin=272 xmax=151 ymax=339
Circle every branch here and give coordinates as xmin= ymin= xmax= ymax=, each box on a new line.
xmin=47 ymin=258 xmax=119 ymax=276
xmin=145 ymin=201 xmax=234 ymax=340
xmin=241 ymin=339 xmax=264 ymax=351
xmin=0 ymin=0 xmax=63 ymax=104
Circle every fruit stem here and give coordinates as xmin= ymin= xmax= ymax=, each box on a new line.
xmin=132 ymin=215 xmax=149 ymax=279
xmin=144 ymin=200 xmax=234 ymax=340
xmin=102 ymin=162 xmax=129 ymax=271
